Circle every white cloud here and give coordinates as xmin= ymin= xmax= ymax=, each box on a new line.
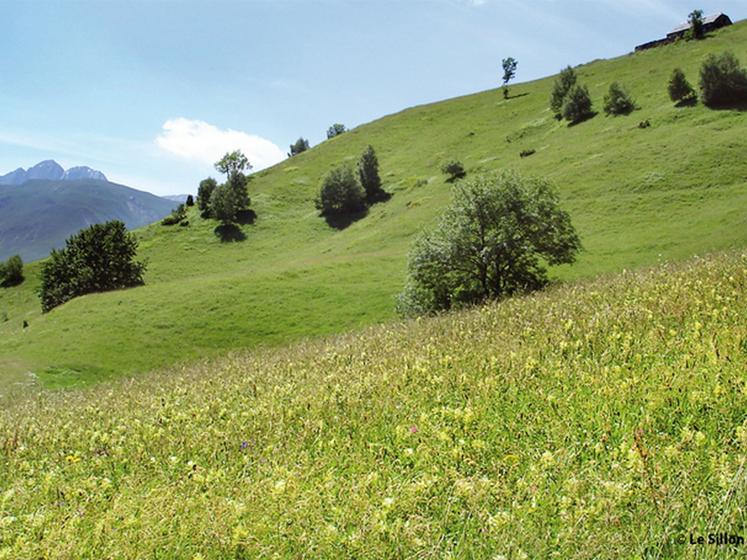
xmin=155 ymin=118 xmax=285 ymax=171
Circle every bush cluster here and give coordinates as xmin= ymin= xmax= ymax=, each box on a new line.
xmin=550 ymin=67 xmax=595 ymax=124
xmin=316 ymin=146 xmax=388 ymax=220
xmin=0 ymin=255 xmax=24 ymax=288
xmin=161 ymin=203 xmax=187 ymax=226
xmin=326 ymin=123 xmax=347 ymax=139
xmin=289 ymin=137 xmax=310 ymax=157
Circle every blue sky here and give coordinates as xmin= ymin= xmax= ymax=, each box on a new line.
xmin=2 ymin=0 xmax=745 ymax=195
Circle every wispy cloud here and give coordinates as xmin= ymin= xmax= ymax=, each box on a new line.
xmin=155 ymin=118 xmax=285 ymax=171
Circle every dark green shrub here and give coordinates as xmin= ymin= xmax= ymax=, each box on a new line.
xmin=210 ymin=173 xmax=251 ymax=226
xmin=699 ymin=51 xmax=747 ymax=107
xmin=326 ymin=124 xmax=347 ymax=139
xmin=550 ymin=66 xmax=577 ymax=116
xmin=397 ymin=171 xmax=580 ymax=316
xmin=39 ymin=221 xmax=146 ymax=312
xmin=0 ymin=255 xmax=24 ymax=288
xmin=668 ymin=68 xmax=697 ymax=105
xmin=197 ymin=178 xmax=217 ymax=217
xmin=562 ymin=85 xmax=594 ymax=124
xmin=441 ymin=160 xmax=466 ymax=182
xmin=186 ymin=195 xmax=194 ymax=207
xmin=520 ymin=149 xmax=536 ymax=158
xmin=162 ymin=203 xmax=187 ymax=226
xmin=315 ymin=166 xmax=366 ymax=217
xmin=638 ymin=119 xmax=651 ymax=129
xmin=289 ymin=137 xmax=310 ymax=156
xmin=603 ymin=82 xmax=636 ymax=115
xmin=358 ymin=145 xmax=388 ymax=203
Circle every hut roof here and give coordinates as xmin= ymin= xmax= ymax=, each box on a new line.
xmin=670 ymin=13 xmax=728 ymax=34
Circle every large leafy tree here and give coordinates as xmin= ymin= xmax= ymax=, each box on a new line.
xmin=397 ymin=172 xmax=581 ymax=315
xmin=39 ymin=221 xmax=146 ymax=312
xmin=315 ymin=165 xmax=366 ymax=217
xmin=210 ymin=172 xmax=251 ymax=225
xmin=699 ymin=51 xmax=747 ymax=107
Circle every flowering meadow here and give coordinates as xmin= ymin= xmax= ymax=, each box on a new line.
xmin=1 ymin=252 xmax=746 ymax=558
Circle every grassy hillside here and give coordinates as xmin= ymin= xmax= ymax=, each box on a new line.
xmin=0 ymin=179 xmax=175 ymax=261
xmin=1 ymin=252 xmax=746 ymax=557
xmin=1 ymin=22 xmax=747 ymax=388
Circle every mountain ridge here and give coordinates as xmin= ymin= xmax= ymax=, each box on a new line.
xmin=0 ymin=178 xmax=175 ymax=261
xmin=0 ymin=159 xmax=108 ymax=185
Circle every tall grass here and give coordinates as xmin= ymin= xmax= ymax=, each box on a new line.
xmin=1 ymin=251 xmax=746 ymax=558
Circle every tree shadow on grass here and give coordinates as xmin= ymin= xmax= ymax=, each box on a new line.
xmin=506 ymin=92 xmax=530 ymax=100
xmin=0 ymin=276 xmax=24 ymax=289
xmin=368 ymin=190 xmax=392 ymax=205
xmin=707 ymin=99 xmax=747 ymax=112
xmin=323 ymin=208 xmax=369 ymax=230
xmin=214 ymin=223 xmax=246 ymax=242
xmin=236 ymin=209 xmax=257 ymax=225
xmin=674 ymin=97 xmax=698 ymax=108
xmin=567 ymin=111 xmax=598 ymax=127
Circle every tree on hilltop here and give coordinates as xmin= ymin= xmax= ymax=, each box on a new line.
xmin=326 ymin=123 xmax=347 ymax=139
xmin=289 ymin=137 xmax=310 ymax=157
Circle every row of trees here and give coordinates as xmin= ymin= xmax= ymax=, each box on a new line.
xmin=0 ymin=255 xmax=23 ymax=288
xmin=548 ymin=50 xmax=747 ymax=125
xmin=668 ymin=52 xmax=747 ymax=107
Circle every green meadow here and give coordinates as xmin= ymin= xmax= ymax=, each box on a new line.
xmin=1 ymin=252 xmax=746 ymax=557
xmin=1 ymin=22 xmax=747 ymax=388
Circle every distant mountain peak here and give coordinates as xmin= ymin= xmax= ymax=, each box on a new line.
xmin=0 ymin=160 xmax=107 ymax=185
xmin=63 ymin=166 xmax=108 ymax=182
